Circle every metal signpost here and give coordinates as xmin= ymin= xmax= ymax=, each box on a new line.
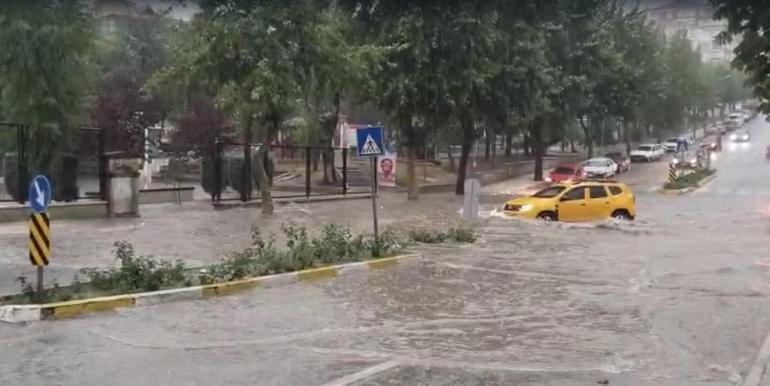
xmin=356 ymin=126 xmax=384 ymax=256
xmin=28 ymin=175 xmax=51 ymax=300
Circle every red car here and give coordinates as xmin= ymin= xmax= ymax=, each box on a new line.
xmin=546 ymin=163 xmax=584 ymax=183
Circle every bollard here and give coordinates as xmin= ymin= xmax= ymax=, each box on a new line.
xmin=668 ymin=162 xmax=678 ymax=183
xmin=463 ymin=178 xmax=481 ymax=220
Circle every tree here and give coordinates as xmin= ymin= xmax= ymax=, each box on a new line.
xmin=0 ymin=1 xmax=96 ymax=170
xmin=711 ymin=0 xmax=768 ymax=111
xmin=155 ymin=1 xmax=314 ymax=214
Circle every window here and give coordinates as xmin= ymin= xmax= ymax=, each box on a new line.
xmin=561 ymin=187 xmax=586 ymax=201
xmin=533 ymin=186 xmax=566 ymax=198
xmin=609 ymin=186 xmax=623 ymax=195
xmin=589 ymin=186 xmax=608 ymax=199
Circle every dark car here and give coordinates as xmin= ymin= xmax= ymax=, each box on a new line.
xmin=604 ymin=152 xmax=631 ymax=173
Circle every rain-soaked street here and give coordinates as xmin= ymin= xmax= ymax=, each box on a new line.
xmin=2 ymin=118 xmax=770 ymax=385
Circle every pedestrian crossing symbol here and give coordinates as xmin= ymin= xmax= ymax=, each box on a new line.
xmin=356 ymin=126 xmax=384 ymax=157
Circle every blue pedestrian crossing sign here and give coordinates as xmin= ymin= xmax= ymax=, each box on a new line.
xmin=356 ymin=126 xmax=384 ymax=157
xmin=28 ymin=175 xmax=51 ymax=214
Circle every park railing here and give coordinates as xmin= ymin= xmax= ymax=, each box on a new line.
xmin=205 ymin=141 xmax=371 ymax=203
xmin=0 ymin=124 xmax=106 ymax=204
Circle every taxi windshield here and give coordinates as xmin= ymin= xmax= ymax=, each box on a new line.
xmin=532 ymin=186 xmax=567 ymax=198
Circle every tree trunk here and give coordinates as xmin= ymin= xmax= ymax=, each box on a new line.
xmin=504 ymin=132 xmax=512 ymax=157
xmin=579 ymin=116 xmax=594 ymax=158
xmin=484 ymin=129 xmax=491 ymax=162
xmin=532 ymin=118 xmax=544 ymax=181
xmin=570 ymin=137 xmax=576 ymax=153
xmin=623 ymin=119 xmax=631 ymax=155
xmin=455 ymin=112 xmax=475 ymax=195
xmin=406 ymin=145 xmax=418 ymax=200
xmin=491 ymin=134 xmax=497 ymax=167
xmin=255 ymin=116 xmax=277 ymax=215
xmin=523 ymin=133 xmax=530 ymax=156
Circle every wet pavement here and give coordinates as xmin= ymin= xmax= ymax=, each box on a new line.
xmin=2 ymin=118 xmax=770 ymax=385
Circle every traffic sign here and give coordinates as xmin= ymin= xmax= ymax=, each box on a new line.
xmin=29 ymin=213 xmax=50 ymax=266
xmin=28 ymin=175 xmax=51 ymax=214
xmin=356 ymin=127 xmax=384 ymax=157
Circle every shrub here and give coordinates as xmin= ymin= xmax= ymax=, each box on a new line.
xmin=663 ymin=168 xmax=715 ymax=190
xmin=409 ymin=226 xmax=476 ymax=244
xmin=226 ymin=156 xmax=252 ymax=197
xmin=52 ymin=154 xmax=79 ymax=202
xmin=79 ymin=241 xmax=186 ymax=293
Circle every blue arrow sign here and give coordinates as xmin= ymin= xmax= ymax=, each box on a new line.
xmin=28 ymin=175 xmax=51 ymax=214
xmin=356 ymin=126 xmax=384 ymax=157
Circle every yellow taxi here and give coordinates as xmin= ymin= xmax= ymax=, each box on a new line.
xmin=503 ymin=180 xmax=636 ymax=222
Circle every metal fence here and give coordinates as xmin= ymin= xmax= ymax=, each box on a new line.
xmin=206 ymin=142 xmax=371 ymax=203
xmin=0 ymin=123 xmax=106 ymax=203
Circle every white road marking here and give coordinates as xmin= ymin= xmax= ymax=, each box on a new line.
xmin=742 ymin=329 xmax=770 ymax=386
xmin=320 ymin=360 xmax=400 ymax=386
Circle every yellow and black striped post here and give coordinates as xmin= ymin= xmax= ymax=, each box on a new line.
xmin=668 ymin=163 xmax=678 ymax=183
xmin=28 ymin=213 xmax=50 ymax=267
xmin=29 ymin=212 xmax=50 ymax=300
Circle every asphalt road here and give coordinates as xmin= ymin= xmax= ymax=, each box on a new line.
xmin=2 ymin=117 xmax=770 ymax=385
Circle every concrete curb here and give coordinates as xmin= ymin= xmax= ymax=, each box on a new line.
xmin=0 ymin=253 xmax=421 ymax=323
xmin=658 ymin=172 xmax=716 ymax=196
xmin=212 ymin=193 xmax=372 ymax=210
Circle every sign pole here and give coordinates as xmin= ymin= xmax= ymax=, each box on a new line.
xmin=355 ymin=126 xmax=384 ymax=257
xmin=370 ymin=157 xmax=380 ymax=256
xmin=36 ymin=266 xmax=44 ymax=301
xmin=28 ymin=175 xmax=52 ymax=302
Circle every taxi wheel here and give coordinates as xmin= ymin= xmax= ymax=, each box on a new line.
xmin=612 ymin=210 xmax=633 ymax=221
xmin=537 ymin=211 xmax=557 ymax=222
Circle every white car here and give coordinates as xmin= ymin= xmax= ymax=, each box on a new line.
xmin=727 ymin=112 xmax=744 ymax=128
xmin=630 ymin=144 xmax=664 ymax=162
xmin=581 ymin=157 xmax=617 ymax=178
xmin=663 ymin=138 xmax=680 ymax=152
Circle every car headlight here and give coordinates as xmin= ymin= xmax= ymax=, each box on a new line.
xmin=730 ymin=134 xmax=737 ymax=140
xmin=520 ymin=204 xmax=534 ymax=212
xmin=672 ymin=158 xmax=679 ymax=165
xmin=544 ymin=176 xmax=552 ymax=183
xmin=689 ymin=158 xmax=697 ymax=165
xmin=743 ymin=134 xmax=750 ymax=140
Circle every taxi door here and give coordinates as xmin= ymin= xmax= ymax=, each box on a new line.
xmin=586 ymin=185 xmax=613 ymax=220
xmin=557 ymin=187 xmax=588 ymax=221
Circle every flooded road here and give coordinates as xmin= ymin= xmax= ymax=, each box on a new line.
xmin=2 ymin=118 xmax=770 ymax=385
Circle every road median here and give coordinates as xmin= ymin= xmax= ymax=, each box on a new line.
xmin=659 ymin=169 xmax=716 ymax=195
xmin=0 ymin=253 xmax=422 ymax=323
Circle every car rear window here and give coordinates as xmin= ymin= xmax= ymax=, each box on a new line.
xmin=638 ymin=145 xmax=653 ymax=151
xmin=608 ymin=186 xmax=623 ymax=195
xmin=589 ymin=186 xmax=608 ymax=198
xmin=553 ymin=166 xmax=574 ymax=174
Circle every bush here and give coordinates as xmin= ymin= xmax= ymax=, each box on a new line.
xmin=79 ymin=241 xmax=186 ymax=293
xmin=664 ymin=168 xmax=715 ymax=190
xmin=409 ymin=226 xmax=477 ymax=244
xmin=52 ymin=154 xmax=79 ymax=202
xmin=226 ymin=156 xmax=251 ymax=197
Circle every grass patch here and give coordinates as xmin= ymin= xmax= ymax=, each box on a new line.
xmin=663 ymin=168 xmax=715 ymax=190
xmin=5 ymin=223 xmax=475 ymax=305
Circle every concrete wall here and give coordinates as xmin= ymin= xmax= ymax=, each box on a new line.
xmin=139 ymin=187 xmax=194 ymax=205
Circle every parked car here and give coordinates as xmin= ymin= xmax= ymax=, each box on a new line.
xmin=663 ymin=137 xmax=680 ymax=152
xmin=604 ymin=152 xmax=630 ymax=173
xmin=580 ymin=157 xmax=617 ymax=179
xmin=546 ymin=163 xmax=584 ymax=183
xmin=630 ymin=144 xmax=664 ymax=162
xmin=503 ymin=180 xmax=636 ymax=222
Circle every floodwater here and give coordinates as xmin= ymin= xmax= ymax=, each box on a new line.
xmin=1 ymin=119 xmax=770 ymax=385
